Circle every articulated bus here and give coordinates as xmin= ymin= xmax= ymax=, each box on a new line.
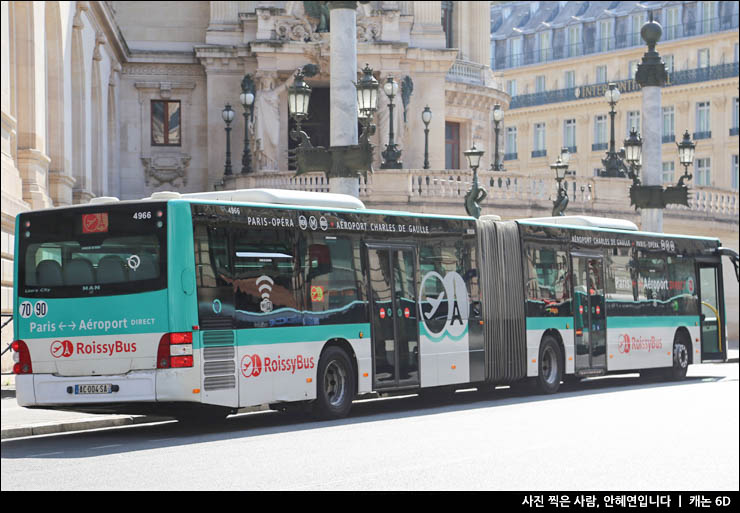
xmin=12 ymin=189 xmax=735 ymax=419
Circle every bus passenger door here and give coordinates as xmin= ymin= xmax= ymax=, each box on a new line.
xmin=573 ymin=254 xmax=607 ymax=373
xmin=365 ymin=245 xmax=420 ymax=390
xmin=698 ymin=263 xmax=726 ymax=361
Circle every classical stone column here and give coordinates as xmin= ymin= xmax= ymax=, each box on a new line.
xmin=329 ymin=1 xmax=359 ymax=197
xmin=635 ymin=16 xmax=668 ymax=233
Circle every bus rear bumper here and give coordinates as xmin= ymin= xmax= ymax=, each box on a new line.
xmin=17 ymin=371 xmax=156 ymax=408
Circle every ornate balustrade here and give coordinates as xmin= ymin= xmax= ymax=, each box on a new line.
xmin=242 ymin=169 xmax=738 ymax=223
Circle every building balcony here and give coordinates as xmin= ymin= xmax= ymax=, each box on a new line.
xmin=509 ymin=62 xmax=739 ymax=110
xmin=493 ymin=14 xmax=739 ymax=71
xmin=730 ymin=127 xmax=739 ymax=136
xmin=662 ymin=134 xmax=675 ymax=144
xmin=503 ymin=152 xmax=518 ymax=161
xmin=694 ymin=131 xmax=712 ymax=140
xmin=531 ymin=149 xmax=547 ymax=158
xmin=564 ymin=145 xmax=577 ymax=154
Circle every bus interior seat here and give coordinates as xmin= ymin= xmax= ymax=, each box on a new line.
xmin=63 ymin=258 xmax=96 ymax=285
xmin=97 ymin=255 xmax=128 ymax=283
xmin=36 ymin=259 xmax=63 ymax=286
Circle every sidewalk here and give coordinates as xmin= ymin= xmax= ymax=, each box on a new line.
xmin=2 ymin=344 xmax=737 ymax=440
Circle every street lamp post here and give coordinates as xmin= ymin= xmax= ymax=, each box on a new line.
xmin=381 ymin=75 xmax=403 ymax=169
xmin=627 ymin=13 xmax=691 ymax=220
xmin=676 ymin=129 xmax=695 ymax=185
xmin=491 ymin=104 xmax=504 ymax=171
xmin=421 ymin=106 xmax=431 ymax=170
xmin=601 ymin=83 xmax=627 ymax=177
xmin=551 ymin=147 xmax=573 ymax=216
xmin=289 ymin=63 xmax=379 ymax=187
xmin=463 ymin=142 xmax=486 ymax=218
xmin=221 ymin=103 xmax=235 ymax=176
xmin=240 ymin=74 xmax=255 ymax=174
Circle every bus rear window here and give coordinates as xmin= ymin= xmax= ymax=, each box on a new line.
xmin=19 ymin=204 xmax=167 ymax=298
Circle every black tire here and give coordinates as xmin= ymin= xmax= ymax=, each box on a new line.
xmin=313 ymin=346 xmax=356 ymax=419
xmin=536 ymin=336 xmax=563 ymax=394
xmin=668 ymin=332 xmax=690 ymax=380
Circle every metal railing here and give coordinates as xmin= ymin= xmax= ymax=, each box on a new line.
xmin=495 ymin=14 xmax=739 ymax=71
xmin=510 ymin=62 xmax=739 ymax=110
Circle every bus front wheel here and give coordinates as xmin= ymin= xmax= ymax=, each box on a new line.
xmin=536 ymin=336 xmax=563 ymax=394
xmin=313 ymin=346 xmax=356 ymax=419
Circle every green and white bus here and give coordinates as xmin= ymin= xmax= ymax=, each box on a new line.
xmin=12 ymin=189 xmax=733 ymax=419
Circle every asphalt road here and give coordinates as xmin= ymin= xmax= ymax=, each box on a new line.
xmin=1 ymin=362 xmax=737 ymax=491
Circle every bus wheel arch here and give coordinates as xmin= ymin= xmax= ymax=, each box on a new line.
xmin=669 ymin=328 xmax=691 ymax=380
xmin=313 ymin=339 xmax=357 ymax=419
xmin=536 ymin=331 xmax=564 ymax=394
xmin=543 ymin=328 xmax=566 ymax=376
xmin=675 ymin=326 xmax=693 ymax=365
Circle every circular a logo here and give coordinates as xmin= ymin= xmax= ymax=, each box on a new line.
xmin=298 ymin=215 xmax=308 ymax=230
xmin=319 ymin=216 xmax=328 ymax=231
xmin=241 ymin=354 xmax=262 ymax=378
xmin=418 ymin=271 xmax=469 ymax=339
xmin=50 ymin=340 xmax=74 ymax=359
xmin=309 ymin=216 xmax=318 ymax=230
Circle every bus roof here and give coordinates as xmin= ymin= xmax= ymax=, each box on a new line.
xmin=517 ymin=216 xmax=721 ymax=242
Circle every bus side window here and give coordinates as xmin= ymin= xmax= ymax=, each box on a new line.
xmin=304 ymin=234 xmax=364 ymax=324
xmin=524 ymin=242 xmax=570 ymax=317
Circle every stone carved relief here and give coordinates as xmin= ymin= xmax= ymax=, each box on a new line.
xmin=141 ymin=154 xmax=191 ymax=187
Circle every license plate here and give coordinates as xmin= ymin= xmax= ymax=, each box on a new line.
xmin=75 ymin=384 xmax=112 ymax=395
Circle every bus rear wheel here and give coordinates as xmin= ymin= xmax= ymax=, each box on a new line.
xmin=668 ymin=333 xmax=690 ymax=380
xmin=536 ymin=336 xmax=563 ymax=394
xmin=313 ymin=346 xmax=355 ymax=419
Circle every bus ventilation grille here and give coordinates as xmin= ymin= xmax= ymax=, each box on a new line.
xmin=202 ymin=330 xmax=237 ymax=391
xmin=476 ymin=219 xmax=527 ymax=383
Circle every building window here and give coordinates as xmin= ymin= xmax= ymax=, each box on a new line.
xmin=595 ymin=65 xmax=608 ymax=84
xmin=664 ymin=6 xmax=680 ymax=40
xmin=506 ymin=79 xmax=517 ymax=97
xmin=445 ymin=121 xmax=460 ymax=169
xmin=695 ymin=101 xmax=711 ymax=139
xmin=627 ymin=111 xmax=640 ymax=137
xmin=700 ymin=1 xmax=717 ymax=34
xmin=505 ymin=126 xmax=518 ymax=160
xmin=537 ymin=31 xmax=551 ymax=62
xmin=151 ymin=100 xmax=181 ymax=146
xmin=698 ymin=48 xmax=710 ymax=68
xmin=565 ymin=24 xmax=582 ymax=57
xmin=631 ymin=12 xmax=646 ymax=46
xmin=564 ymin=119 xmax=576 ymax=152
xmin=732 ymin=97 xmax=739 ymax=135
xmin=564 ymin=70 xmax=575 ymax=89
xmin=663 ymin=54 xmax=674 ymax=73
xmin=628 ymin=60 xmax=638 ymax=79
xmin=732 ymin=155 xmax=739 ymax=190
xmin=441 ymin=1 xmax=454 ymax=49
xmin=509 ymin=37 xmax=523 ymax=67
xmin=662 ymin=106 xmax=675 ymax=143
xmin=695 ymin=158 xmax=711 ymax=186
xmin=535 ymin=75 xmax=546 ymax=93
xmin=533 ymin=123 xmax=546 ymax=157
xmin=662 ymin=161 xmax=675 ymax=184
xmin=593 ymin=115 xmax=607 ymax=150
xmin=597 ymin=19 xmax=613 ymax=52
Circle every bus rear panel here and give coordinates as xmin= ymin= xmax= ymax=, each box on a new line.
xmin=12 ymin=201 xmax=198 ymax=412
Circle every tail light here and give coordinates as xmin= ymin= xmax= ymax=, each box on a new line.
xmin=157 ymin=332 xmax=193 ymax=369
xmin=12 ymin=340 xmax=33 ymax=374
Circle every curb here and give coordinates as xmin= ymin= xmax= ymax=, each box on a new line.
xmin=1 ymin=415 xmax=172 ymax=440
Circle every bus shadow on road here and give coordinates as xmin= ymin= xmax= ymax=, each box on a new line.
xmin=0 ymin=370 xmax=730 ymax=461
